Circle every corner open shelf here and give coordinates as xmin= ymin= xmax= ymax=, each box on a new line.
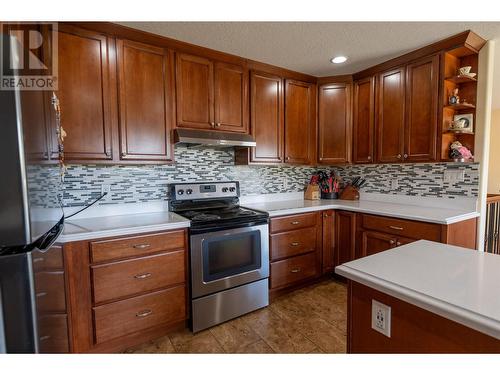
xmin=445 ymin=128 xmax=474 ymax=135
xmin=444 ymin=103 xmax=476 ymax=110
xmin=444 ymin=75 xmax=477 ymax=84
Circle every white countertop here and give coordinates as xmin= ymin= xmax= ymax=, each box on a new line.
xmin=243 ymin=198 xmax=479 ymax=224
xmin=58 ymin=211 xmax=190 ymax=243
xmin=335 ymin=240 xmax=500 ymax=340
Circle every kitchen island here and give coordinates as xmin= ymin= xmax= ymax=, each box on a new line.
xmin=335 ymin=240 xmax=500 ymax=353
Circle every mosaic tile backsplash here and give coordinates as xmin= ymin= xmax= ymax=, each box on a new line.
xmin=57 ymin=145 xmax=479 ymax=207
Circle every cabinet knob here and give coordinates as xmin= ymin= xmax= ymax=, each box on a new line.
xmin=403 ymin=153 xmax=408 ymax=159
xmin=216 ymin=123 xmax=221 ymax=127
xmin=210 ymin=122 xmax=215 ymax=128
xmin=367 ymin=155 xmax=372 ymax=160
xmin=396 ymin=241 xmax=402 ymax=246
xmin=389 ymin=239 xmax=396 ymax=245
xmin=397 ymin=154 xmax=402 ymax=159
xmin=285 ymin=156 xmax=290 ymax=161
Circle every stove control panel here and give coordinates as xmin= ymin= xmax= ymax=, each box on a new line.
xmin=170 ymin=182 xmax=240 ymax=201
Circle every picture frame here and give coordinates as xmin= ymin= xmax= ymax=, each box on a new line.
xmin=453 ymin=113 xmax=474 ymax=133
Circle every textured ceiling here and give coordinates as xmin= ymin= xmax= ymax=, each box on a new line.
xmin=120 ymin=22 xmax=500 ymax=107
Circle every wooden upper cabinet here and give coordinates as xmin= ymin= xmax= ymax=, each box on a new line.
xmin=284 ymin=79 xmax=315 ymax=164
xmin=352 ymin=76 xmax=375 ymax=164
xmin=376 ymin=67 xmax=406 ymax=163
xmin=249 ymin=71 xmax=284 ymax=163
xmin=214 ymin=62 xmax=248 ymax=133
xmin=405 ymin=54 xmax=439 ymax=162
xmin=21 ymin=91 xmax=52 ymax=162
xmin=116 ymin=39 xmax=174 ymax=162
xmin=318 ymin=83 xmax=351 ymax=164
xmin=175 ymin=53 xmax=214 ymax=129
xmin=56 ymin=25 xmax=115 ymax=160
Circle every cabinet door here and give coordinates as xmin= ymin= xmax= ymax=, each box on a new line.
xmin=335 ymin=211 xmax=356 ymax=267
xmin=21 ymin=91 xmax=52 ymax=161
xmin=376 ymin=67 xmax=405 ymax=163
xmin=360 ymin=230 xmax=396 ymax=258
xmin=249 ymin=71 xmax=284 ymax=163
xmin=175 ymin=53 xmax=214 ymax=129
xmin=352 ymin=76 xmax=375 ymax=164
xmin=322 ymin=210 xmax=336 ymax=274
xmin=405 ymin=54 xmax=439 ymax=162
xmin=284 ymin=79 xmax=314 ymax=164
xmin=56 ymin=25 xmax=115 ymax=160
xmin=318 ymin=83 xmax=351 ymax=164
xmin=214 ymin=62 xmax=248 ymax=133
xmin=116 ymin=40 xmax=174 ymax=162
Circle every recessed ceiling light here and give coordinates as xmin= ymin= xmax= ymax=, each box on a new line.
xmin=330 ymin=56 xmax=347 ymax=64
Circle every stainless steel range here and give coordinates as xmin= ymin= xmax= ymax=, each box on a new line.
xmin=168 ymin=181 xmax=269 ymax=332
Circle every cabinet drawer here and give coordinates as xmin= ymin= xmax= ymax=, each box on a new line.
xmin=38 ymin=314 xmax=69 ymax=353
xmin=90 ymin=230 xmax=185 ymax=263
xmin=270 ymin=252 xmax=318 ymax=290
xmin=93 ymin=285 xmax=186 ymax=344
xmin=92 ymin=250 xmax=185 ymax=304
xmin=361 ymin=214 xmax=441 ymax=241
xmin=270 ymin=212 xmax=318 ymax=233
xmin=270 ymin=227 xmax=317 ymax=261
xmin=35 ymin=271 xmax=66 ymax=313
xmin=32 ymin=246 xmax=63 ymax=271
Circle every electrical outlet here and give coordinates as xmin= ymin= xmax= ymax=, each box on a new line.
xmin=443 ymin=170 xmax=465 ymax=183
xmin=371 ymin=299 xmax=391 ymax=337
xmin=101 ymin=184 xmax=111 ymax=199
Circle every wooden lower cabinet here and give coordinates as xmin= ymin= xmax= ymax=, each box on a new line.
xmin=269 ymin=212 xmax=322 ymax=296
xmin=335 ymin=211 xmax=357 ymax=267
xmin=93 ymin=285 xmax=186 ymax=344
xmin=63 ymin=229 xmax=188 ymax=353
xmin=322 ymin=210 xmax=336 ymax=274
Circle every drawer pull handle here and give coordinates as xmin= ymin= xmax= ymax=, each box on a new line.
xmin=134 ymin=272 xmax=152 ymax=279
xmin=133 ymin=244 xmax=151 ymax=249
xmin=39 ymin=335 xmax=51 ymax=341
xmin=290 ymin=242 xmax=300 ymax=247
xmin=36 ymin=292 xmax=47 ymax=298
xmin=291 ymin=221 xmax=300 ymax=225
xmin=290 ymin=268 xmax=301 ymax=273
xmin=388 ymin=226 xmax=404 ymax=231
xmin=33 ymin=258 xmax=44 ymax=263
xmin=136 ymin=309 xmax=153 ymax=318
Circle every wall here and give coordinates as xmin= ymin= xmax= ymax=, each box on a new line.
xmin=58 ymin=145 xmax=479 ymax=207
xmin=488 ymin=109 xmax=500 ymax=194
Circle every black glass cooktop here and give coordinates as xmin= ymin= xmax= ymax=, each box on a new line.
xmin=180 ymin=206 xmax=267 ymax=223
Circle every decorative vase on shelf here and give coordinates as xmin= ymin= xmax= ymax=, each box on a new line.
xmin=449 ymin=88 xmax=460 ymax=105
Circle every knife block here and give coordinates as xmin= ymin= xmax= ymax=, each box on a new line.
xmin=339 ymin=185 xmax=360 ymax=200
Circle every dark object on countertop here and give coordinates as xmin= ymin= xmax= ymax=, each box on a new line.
xmin=321 ymin=192 xmax=339 ymax=199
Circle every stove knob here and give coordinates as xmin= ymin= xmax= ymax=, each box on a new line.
xmin=186 ymin=189 xmax=193 ymax=195
xmin=177 ymin=189 xmax=184 ymax=195
xmin=222 ymin=187 xmax=228 ymax=193
xmin=229 ymin=187 xmax=236 ymax=192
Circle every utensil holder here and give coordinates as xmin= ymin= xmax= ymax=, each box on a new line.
xmin=339 ymin=185 xmax=360 ymax=200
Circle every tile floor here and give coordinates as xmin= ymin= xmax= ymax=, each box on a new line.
xmin=125 ymin=279 xmax=347 ymax=354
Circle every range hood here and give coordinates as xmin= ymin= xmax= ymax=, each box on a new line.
xmin=173 ymin=129 xmax=256 ymax=147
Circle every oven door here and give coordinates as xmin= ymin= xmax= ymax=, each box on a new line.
xmin=190 ymin=224 xmax=269 ymax=299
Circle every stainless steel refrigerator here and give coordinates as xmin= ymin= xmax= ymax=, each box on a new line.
xmin=0 ymin=34 xmax=65 ymax=353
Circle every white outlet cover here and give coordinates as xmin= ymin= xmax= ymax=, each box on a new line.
xmin=371 ymin=299 xmax=391 ymax=337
